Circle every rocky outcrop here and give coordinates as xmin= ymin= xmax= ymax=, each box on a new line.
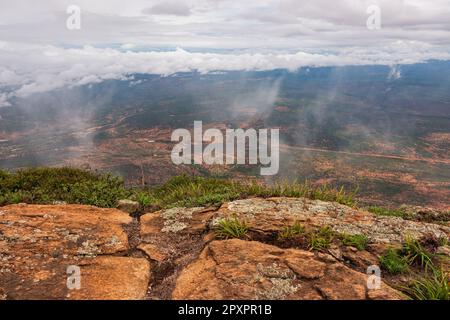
xmin=172 ymin=239 xmax=403 ymax=300
xmin=1 ymin=197 xmax=449 ymax=300
xmin=140 ymin=197 xmax=448 ymax=300
xmin=211 ymin=198 xmax=449 ymax=243
xmin=0 ymin=204 xmax=150 ymax=300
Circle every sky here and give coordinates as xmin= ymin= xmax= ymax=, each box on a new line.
xmin=1 ymin=0 xmax=450 ymax=106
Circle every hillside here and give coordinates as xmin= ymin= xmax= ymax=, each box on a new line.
xmin=2 ymin=64 xmax=450 ymax=208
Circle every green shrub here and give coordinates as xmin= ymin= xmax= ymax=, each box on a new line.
xmin=278 ymin=221 xmax=305 ymax=239
xmin=341 ymin=233 xmax=369 ymax=251
xmin=401 ymin=236 xmax=434 ymax=270
xmin=214 ymin=217 xmax=249 ymax=239
xmin=405 ymin=267 xmax=449 ymax=300
xmin=367 ymin=206 xmax=411 ymax=219
xmin=307 ymin=226 xmax=335 ymax=251
xmin=132 ymin=191 xmax=155 ymax=208
xmin=380 ymin=248 xmax=409 ymax=274
xmin=0 ymin=167 xmax=130 ymax=208
xmin=1 ymin=190 xmax=35 ymax=204
xmin=62 ymin=180 xmax=129 ymax=207
xmin=0 ymin=169 xmax=359 ymax=210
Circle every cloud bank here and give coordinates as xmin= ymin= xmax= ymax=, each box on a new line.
xmin=1 ymin=0 xmax=450 ymax=106
xmin=1 ymin=40 xmax=450 ymax=106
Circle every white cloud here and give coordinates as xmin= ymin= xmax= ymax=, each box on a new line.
xmin=120 ymin=43 xmax=136 ymax=49
xmin=0 ymin=40 xmax=449 ymax=106
xmin=0 ymin=1 xmax=450 ymax=106
xmin=1 ymin=0 xmax=450 ymax=49
xmin=143 ymin=1 xmax=192 ymax=16
xmin=388 ymin=65 xmax=402 ymax=80
xmin=0 ymin=92 xmax=11 ymax=107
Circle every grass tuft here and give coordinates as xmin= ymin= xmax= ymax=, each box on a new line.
xmin=405 ymin=267 xmax=449 ymax=300
xmin=380 ymin=248 xmax=409 ymax=274
xmin=401 ymin=236 xmax=434 ymax=270
xmin=278 ymin=221 xmax=305 ymax=239
xmin=307 ymin=226 xmax=335 ymax=251
xmin=214 ymin=217 xmax=249 ymax=240
xmin=341 ymin=233 xmax=369 ymax=251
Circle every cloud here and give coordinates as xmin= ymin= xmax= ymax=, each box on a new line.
xmin=388 ymin=65 xmax=402 ymax=80
xmin=0 ymin=93 xmax=11 ymax=107
xmin=0 ymin=39 xmax=449 ymax=106
xmin=120 ymin=43 xmax=137 ymax=49
xmin=1 ymin=0 xmax=450 ymax=49
xmin=1 ymin=1 xmax=450 ymax=106
xmin=143 ymin=1 xmax=192 ymax=16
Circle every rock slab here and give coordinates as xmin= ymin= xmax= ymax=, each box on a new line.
xmin=0 ymin=204 xmax=150 ymax=300
xmin=172 ymin=239 xmax=403 ymax=300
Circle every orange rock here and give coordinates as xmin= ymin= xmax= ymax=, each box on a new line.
xmin=1 ymin=198 xmax=447 ymax=300
xmin=212 ymin=198 xmax=449 ymax=244
xmin=0 ymin=204 xmax=150 ymax=300
xmin=172 ymin=239 xmax=403 ymax=300
xmin=138 ymin=243 xmax=167 ymax=262
xmin=67 ymin=256 xmax=150 ymax=300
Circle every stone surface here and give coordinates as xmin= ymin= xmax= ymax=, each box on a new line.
xmin=117 ymin=199 xmax=140 ymax=215
xmin=138 ymin=243 xmax=167 ymax=262
xmin=140 ymin=207 xmax=216 ymax=265
xmin=0 ymin=204 xmax=150 ymax=300
xmin=211 ymin=198 xmax=449 ymax=244
xmin=139 ymin=206 xmax=216 ymax=299
xmin=341 ymin=247 xmax=380 ymax=273
xmin=1 ymin=197 xmax=448 ymax=300
xmin=67 ymin=256 xmax=150 ymax=300
xmin=172 ymin=239 xmax=404 ymax=300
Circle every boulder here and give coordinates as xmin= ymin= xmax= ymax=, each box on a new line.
xmin=210 ymin=198 xmax=449 ymax=244
xmin=172 ymin=239 xmax=404 ymax=300
xmin=0 ymin=204 xmax=150 ymax=300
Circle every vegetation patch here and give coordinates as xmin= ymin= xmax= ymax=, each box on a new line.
xmin=0 ymin=167 xmax=129 ymax=208
xmin=214 ymin=217 xmax=249 ymax=240
xmin=150 ymin=176 xmax=358 ymax=209
xmin=131 ymin=191 xmax=156 ymax=209
xmin=307 ymin=226 xmax=335 ymax=251
xmin=278 ymin=222 xmax=305 ymax=240
xmin=380 ymin=248 xmax=409 ymax=274
xmin=379 ymin=234 xmax=449 ymax=300
xmin=367 ymin=205 xmax=449 ymax=223
xmin=401 ymin=236 xmax=435 ymax=270
xmin=0 ymin=168 xmax=358 ymax=210
xmin=367 ymin=206 xmax=412 ymax=219
xmin=404 ymin=267 xmax=449 ymax=300
xmin=340 ymin=233 xmax=369 ymax=251
xmin=380 ymin=236 xmax=437 ymax=274
xmin=275 ymin=226 xmax=373 ymax=252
